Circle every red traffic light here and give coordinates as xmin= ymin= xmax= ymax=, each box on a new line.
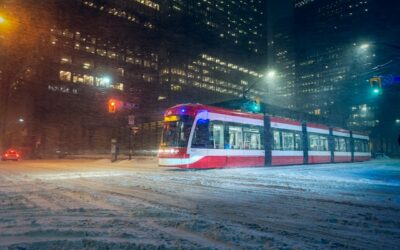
xmin=108 ymin=99 xmax=118 ymax=113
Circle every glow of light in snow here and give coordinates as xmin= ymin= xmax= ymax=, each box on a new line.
xmin=360 ymin=43 xmax=370 ymax=50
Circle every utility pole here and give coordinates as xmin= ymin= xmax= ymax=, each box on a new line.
xmin=128 ymin=114 xmax=135 ymax=160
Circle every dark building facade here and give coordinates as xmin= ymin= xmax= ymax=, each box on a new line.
xmin=267 ymin=17 xmax=296 ymax=109
xmin=0 ymin=0 xmax=268 ymax=156
xmin=292 ymin=0 xmax=400 ymax=155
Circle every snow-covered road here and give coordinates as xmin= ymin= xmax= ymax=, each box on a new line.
xmin=0 ymin=159 xmax=399 ymax=249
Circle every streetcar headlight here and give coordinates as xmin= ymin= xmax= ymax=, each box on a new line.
xmin=159 ymin=149 xmax=179 ymax=154
xmin=169 ymin=149 xmax=179 ymax=154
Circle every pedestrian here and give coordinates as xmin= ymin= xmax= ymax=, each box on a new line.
xmin=111 ymin=143 xmax=117 ymax=162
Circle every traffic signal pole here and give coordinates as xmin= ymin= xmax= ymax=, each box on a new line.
xmin=129 ymin=128 xmax=132 ymax=160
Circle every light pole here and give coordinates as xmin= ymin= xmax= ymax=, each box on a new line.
xmin=241 ymin=68 xmax=276 ymax=113
xmin=0 ymin=15 xmax=9 ymax=152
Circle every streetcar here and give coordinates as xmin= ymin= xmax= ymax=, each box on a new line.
xmin=158 ymin=104 xmax=371 ymax=169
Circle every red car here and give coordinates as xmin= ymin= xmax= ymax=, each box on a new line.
xmin=1 ymin=149 xmax=20 ymax=161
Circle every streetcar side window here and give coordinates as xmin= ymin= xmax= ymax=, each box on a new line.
xmin=211 ymin=122 xmax=224 ymax=149
xmin=272 ymin=129 xmax=302 ymax=151
xmin=334 ymin=137 xmax=350 ymax=152
xmin=243 ymin=126 xmax=262 ymax=150
xmin=282 ymin=131 xmax=294 ymax=150
xmin=308 ymin=134 xmax=329 ymax=151
xmin=191 ymin=119 xmax=211 ymax=148
xmin=272 ymin=130 xmax=281 ymax=150
xmin=295 ymin=133 xmax=302 ymax=150
xmin=228 ymin=125 xmax=243 ymax=149
xmin=354 ymin=139 xmax=369 ymax=152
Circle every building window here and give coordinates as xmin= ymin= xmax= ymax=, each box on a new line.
xmin=171 ymin=84 xmax=182 ymax=91
xmin=96 ymin=77 xmax=112 ymax=87
xmin=73 ymin=74 xmax=84 ymax=84
xmin=59 ymin=70 xmax=71 ymax=82
xmin=83 ymin=62 xmax=92 ymax=69
xmin=114 ymin=83 xmax=124 ymax=91
xmin=96 ymin=49 xmax=107 ymax=57
xmin=60 ymin=56 xmax=72 ymax=64
xmin=83 ymin=75 xmax=94 ymax=85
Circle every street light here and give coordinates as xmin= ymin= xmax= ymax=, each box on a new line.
xmin=266 ymin=69 xmax=276 ymax=79
xmin=0 ymin=16 xmax=5 ymax=25
xmin=360 ymin=43 xmax=370 ymax=50
xmin=102 ymin=76 xmax=111 ymax=85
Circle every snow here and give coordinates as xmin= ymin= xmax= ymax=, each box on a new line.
xmin=0 ymin=159 xmax=400 ymax=249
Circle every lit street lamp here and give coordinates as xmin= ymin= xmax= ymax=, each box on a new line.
xmin=266 ymin=69 xmax=276 ymax=79
xmin=360 ymin=43 xmax=370 ymax=50
xmin=0 ymin=16 xmax=5 ymax=25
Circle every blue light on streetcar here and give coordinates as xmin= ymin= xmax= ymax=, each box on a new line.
xmin=197 ymin=119 xmax=208 ymax=124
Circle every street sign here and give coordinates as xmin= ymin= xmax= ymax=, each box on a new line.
xmin=128 ymin=115 xmax=135 ymax=126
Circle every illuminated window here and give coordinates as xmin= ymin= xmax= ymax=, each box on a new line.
xmin=83 ymin=75 xmax=94 ymax=85
xmin=335 ymin=137 xmax=350 ymax=152
xmin=114 ymin=83 xmax=124 ymax=91
xmin=308 ymin=134 xmax=329 ymax=151
xmin=50 ymin=35 xmax=58 ymax=45
xmin=228 ymin=126 xmax=243 ymax=149
xmin=60 ymin=57 xmax=71 ymax=64
xmin=171 ymin=84 xmax=182 ymax=91
xmin=83 ymin=62 xmax=92 ymax=69
xmin=96 ymin=77 xmax=112 ymax=87
xmin=96 ymin=49 xmax=107 ymax=57
xmin=107 ymin=50 xmax=117 ymax=59
xmin=85 ymin=46 xmax=95 ymax=54
xmin=59 ymin=71 xmax=71 ymax=82
xmin=73 ymin=74 xmax=84 ymax=84
xmin=143 ymin=60 xmax=150 ymax=67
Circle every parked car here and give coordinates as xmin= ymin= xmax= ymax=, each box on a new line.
xmin=1 ymin=149 xmax=20 ymax=161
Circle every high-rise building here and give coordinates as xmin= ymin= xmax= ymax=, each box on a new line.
xmin=267 ymin=17 xmax=296 ymax=109
xmin=293 ymin=0 xmax=400 ymax=120
xmin=0 ymin=0 xmax=268 ymax=155
xmin=288 ymin=0 xmax=400 ymax=155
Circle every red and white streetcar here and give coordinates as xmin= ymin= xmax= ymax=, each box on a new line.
xmin=158 ymin=104 xmax=371 ymax=169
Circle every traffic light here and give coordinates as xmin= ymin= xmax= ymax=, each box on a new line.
xmin=251 ymin=101 xmax=260 ymax=112
xmin=243 ymin=100 xmax=260 ymax=113
xmin=108 ymin=99 xmax=117 ymax=113
xmin=370 ymin=77 xmax=382 ymax=95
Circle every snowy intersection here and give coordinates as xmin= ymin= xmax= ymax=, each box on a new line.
xmin=0 ymin=159 xmax=399 ymax=249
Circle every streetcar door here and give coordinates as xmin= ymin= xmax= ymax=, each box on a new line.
xmin=189 ymin=113 xmax=210 ymax=168
xmin=209 ymin=121 xmax=227 ymax=168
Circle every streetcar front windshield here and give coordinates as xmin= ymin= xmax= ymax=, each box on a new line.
xmin=161 ymin=115 xmax=194 ymax=148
